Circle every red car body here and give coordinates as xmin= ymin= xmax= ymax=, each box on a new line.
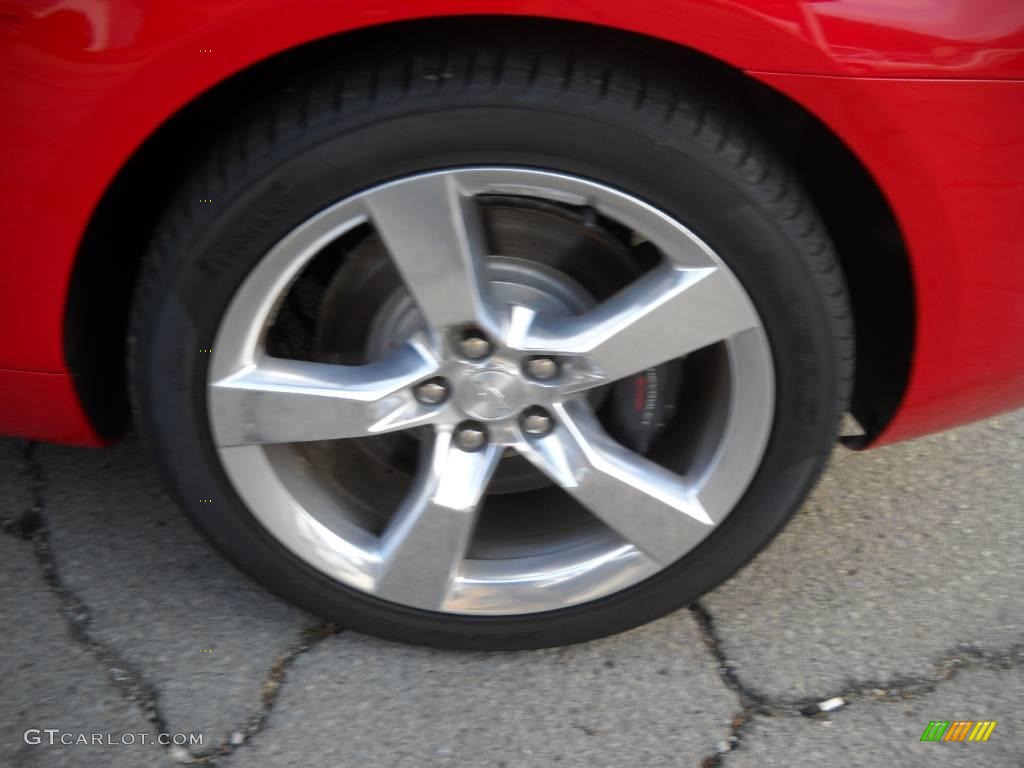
xmin=2 ymin=0 xmax=1023 ymax=447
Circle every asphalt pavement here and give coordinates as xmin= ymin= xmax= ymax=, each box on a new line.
xmin=1 ymin=409 xmax=1021 ymax=767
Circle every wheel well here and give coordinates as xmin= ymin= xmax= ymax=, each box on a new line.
xmin=65 ymin=16 xmax=913 ymax=444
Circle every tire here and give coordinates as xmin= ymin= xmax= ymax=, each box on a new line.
xmin=129 ymin=33 xmax=853 ymax=650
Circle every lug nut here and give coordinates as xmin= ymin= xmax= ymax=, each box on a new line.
xmin=414 ymin=378 xmax=449 ymax=405
xmin=453 ymin=422 xmax=487 ymax=451
xmin=521 ymin=407 xmax=554 ymax=437
xmin=457 ymin=331 xmax=491 ymax=360
xmin=524 ymin=357 xmax=558 ymax=381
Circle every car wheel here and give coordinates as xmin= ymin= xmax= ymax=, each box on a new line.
xmin=129 ymin=38 xmax=852 ymax=649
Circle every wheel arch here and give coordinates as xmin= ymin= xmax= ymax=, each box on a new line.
xmin=64 ymin=16 xmax=913 ymax=445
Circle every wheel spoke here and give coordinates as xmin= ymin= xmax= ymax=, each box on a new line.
xmin=375 ymin=431 xmax=502 ymax=609
xmin=208 ymin=342 xmax=439 ymax=446
xmin=364 ymin=172 xmax=498 ymax=334
xmin=517 ymin=400 xmax=715 ymax=564
xmin=511 ymin=264 xmax=759 ymax=388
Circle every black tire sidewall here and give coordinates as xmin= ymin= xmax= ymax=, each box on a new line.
xmin=134 ymin=100 xmax=840 ymax=649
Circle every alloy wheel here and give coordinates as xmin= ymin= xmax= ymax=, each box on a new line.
xmin=207 ymin=168 xmax=775 ymax=615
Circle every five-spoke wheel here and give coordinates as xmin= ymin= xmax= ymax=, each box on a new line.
xmin=207 ymin=169 xmax=774 ymax=614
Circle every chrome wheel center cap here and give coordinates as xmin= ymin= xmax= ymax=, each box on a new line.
xmin=460 ymin=369 xmax=525 ymax=421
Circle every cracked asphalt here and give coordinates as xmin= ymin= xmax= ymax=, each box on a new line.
xmin=1 ymin=409 xmax=1021 ymax=767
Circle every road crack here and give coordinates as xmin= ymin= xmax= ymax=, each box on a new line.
xmin=188 ymin=622 xmax=339 ymax=763
xmin=4 ymin=441 xmax=340 ymax=764
xmin=4 ymin=442 xmax=172 ymax=743
xmin=689 ymin=600 xmax=1022 ymax=767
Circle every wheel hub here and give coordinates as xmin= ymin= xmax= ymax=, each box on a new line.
xmin=317 ymin=210 xmax=625 ymax=493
